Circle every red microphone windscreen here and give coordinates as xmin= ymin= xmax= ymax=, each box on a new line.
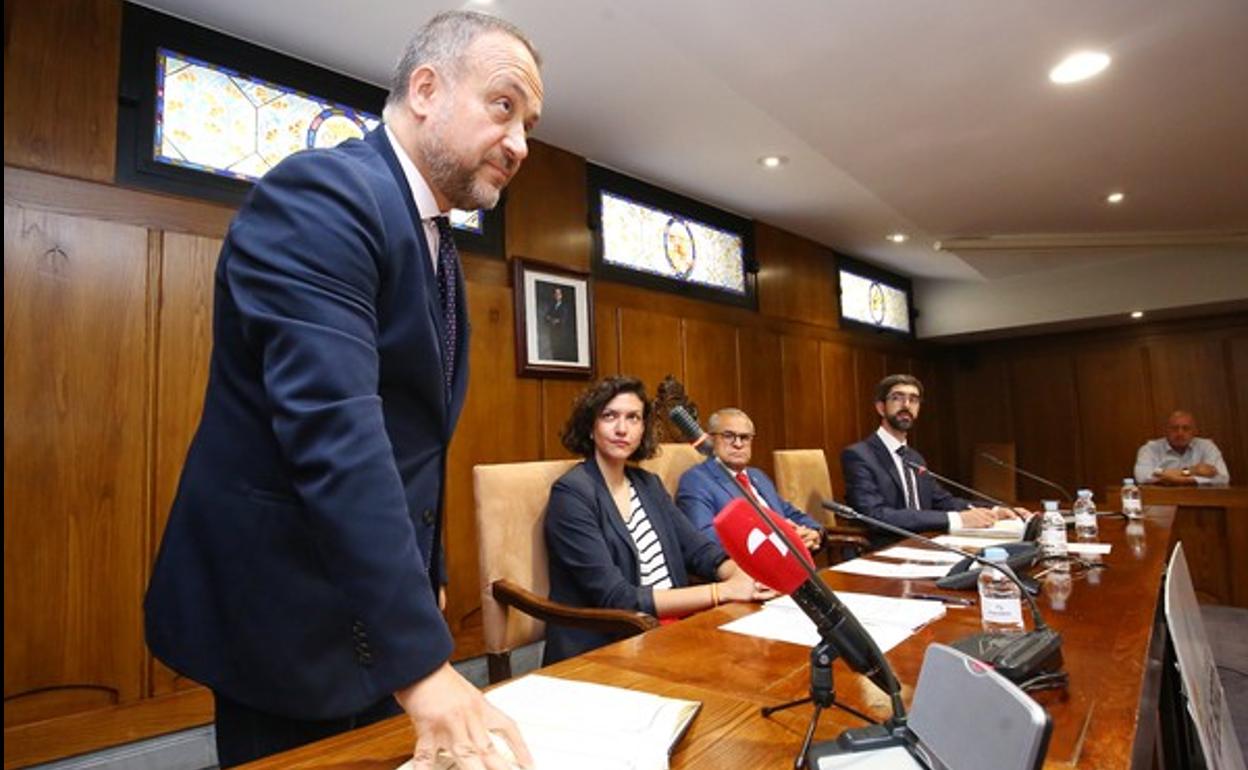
xmin=713 ymin=498 xmax=813 ymax=594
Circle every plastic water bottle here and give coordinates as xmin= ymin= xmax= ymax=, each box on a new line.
xmin=1073 ymin=489 xmax=1098 ymax=540
xmin=1121 ymin=478 xmax=1143 ymax=520
xmin=1038 ymin=499 xmax=1069 ymax=567
xmin=978 ymin=547 xmax=1025 ymax=634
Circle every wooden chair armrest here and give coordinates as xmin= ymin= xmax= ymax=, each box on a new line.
xmin=491 ymin=579 xmax=659 ymax=635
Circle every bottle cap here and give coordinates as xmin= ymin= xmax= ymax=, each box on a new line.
xmin=1077 ymin=489 xmax=1092 ymax=497
xmin=1123 ymin=478 xmax=1135 ymax=485
xmin=983 ymin=546 xmax=1009 ymax=562
xmin=1042 ymin=500 xmax=1059 ymax=510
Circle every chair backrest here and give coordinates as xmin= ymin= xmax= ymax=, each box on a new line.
xmin=772 ymin=449 xmax=835 ymax=527
xmin=972 ymin=442 xmax=1017 ymax=504
xmin=638 ymin=442 xmax=705 ymax=497
xmin=474 ymin=459 xmax=579 ymax=657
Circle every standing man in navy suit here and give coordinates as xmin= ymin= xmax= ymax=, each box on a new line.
xmin=841 ymin=374 xmax=1015 ymax=537
xmin=676 ymin=408 xmax=823 ymax=551
xmin=145 ymin=12 xmax=542 ymax=769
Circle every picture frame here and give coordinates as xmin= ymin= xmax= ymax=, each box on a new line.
xmin=512 ymin=257 xmax=596 ymax=379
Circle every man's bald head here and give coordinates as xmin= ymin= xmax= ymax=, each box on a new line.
xmin=1165 ymin=410 xmax=1198 ymax=452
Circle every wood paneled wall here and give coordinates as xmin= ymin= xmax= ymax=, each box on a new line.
xmin=946 ymin=317 xmax=1248 ymax=503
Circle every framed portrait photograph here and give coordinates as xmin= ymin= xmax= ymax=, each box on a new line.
xmin=512 ymin=257 xmax=595 ymax=378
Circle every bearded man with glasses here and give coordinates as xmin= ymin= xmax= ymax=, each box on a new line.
xmin=841 ymin=374 xmax=1015 ymax=541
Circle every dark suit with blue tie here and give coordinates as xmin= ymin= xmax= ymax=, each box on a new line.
xmin=145 ymin=128 xmax=469 ymax=724
xmin=675 ymin=457 xmax=821 ymax=545
xmin=841 ymin=433 xmax=968 ymax=534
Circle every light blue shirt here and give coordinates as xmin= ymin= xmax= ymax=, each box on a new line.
xmin=1134 ymin=437 xmax=1229 ymax=486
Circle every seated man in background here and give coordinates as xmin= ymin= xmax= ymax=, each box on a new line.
xmin=842 ymin=374 xmax=1018 ymax=539
xmin=676 ymin=407 xmax=823 ymax=551
xmin=1134 ymin=410 xmax=1230 ymax=486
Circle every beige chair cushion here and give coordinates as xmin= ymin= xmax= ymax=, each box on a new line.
xmin=474 ymin=459 xmax=579 ymax=655
xmin=638 ymin=443 xmax=705 ymax=497
xmin=773 ymin=449 xmax=835 ymax=527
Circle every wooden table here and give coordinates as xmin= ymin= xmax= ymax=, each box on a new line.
xmin=1107 ymin=485 xmax=1247 ymax=608
xmin=244 ymin=509 xmax=1177 ymax=769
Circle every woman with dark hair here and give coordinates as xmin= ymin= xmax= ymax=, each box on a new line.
xmin=542 ymin=376 xmax=774 ymax=664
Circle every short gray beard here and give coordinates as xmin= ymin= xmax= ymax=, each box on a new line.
xmin=419 ymin=117 xmax=501 ymax=211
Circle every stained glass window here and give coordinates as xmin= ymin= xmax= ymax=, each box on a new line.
xmin=154 ymin=47 xmax=480 ymax=231
xmin=599 ymin=191 xmax=746 ymax=295
xmin=839 ymin=269 xmax=911 ymax=333
xmin=156 ymin=48 xmax=380 ymax=181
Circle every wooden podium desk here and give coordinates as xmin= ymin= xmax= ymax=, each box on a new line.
xmin=1107 ymin=485 xmax=1246 ymax=608
xmin=243 ymin=510 xmax=1176 ymax=770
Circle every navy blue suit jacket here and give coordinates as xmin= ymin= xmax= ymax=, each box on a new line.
xmin=543 ymin=461 xmax=727 ymax=664
xmin=675 ymin=458 xmax=820 ymax=544
xmin=841 ymin=434 xmax=968 ymax=535
xmin=145 ymin=129 xmax=469 ymax=720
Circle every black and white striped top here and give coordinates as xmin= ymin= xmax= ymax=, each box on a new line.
xmin=624 ymin=483 xmax=672 ymax=589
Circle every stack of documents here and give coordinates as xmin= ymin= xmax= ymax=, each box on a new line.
xmin=719 ymin=591 xmax=946 ymax=652
xmin=400 ymin=674 xmax=700 ymax=770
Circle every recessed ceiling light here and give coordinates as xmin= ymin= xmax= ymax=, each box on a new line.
xmin=758 ymin=155 xmax=788 ymax=169
xmin=885 ymin=233 xmax=908 ymax=244
xmin=1106 ymin=192 xmax=1125 ymax=204
xmin=1130 ymin=310 xmax=1145 ymax=319
xmin=1049 ymin=51 xmax=1111 ymax=84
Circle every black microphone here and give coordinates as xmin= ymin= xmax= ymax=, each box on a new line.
xmin=980 ymin=451 xmax=1073 ymax=502
xmin=903 ymin=458 xmax=1040 ymax=541
xmin=902 ymin=457 xmax=1008 ymax=508
xmin=715 ymin=499 xmax=900 ymax=700
xmin=824 ymin=500 xmax=1063 ymax=685
xmin=668 ymin=405 xmax=714 ymax=457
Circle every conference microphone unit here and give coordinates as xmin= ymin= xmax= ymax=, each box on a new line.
xmin=979 ymin=451 xmax=1074 ymax=502
xmin=824 ymin=500 xmax=1064 ymax=687
xmin=902 ymin=458 xmax=1043 ymax=542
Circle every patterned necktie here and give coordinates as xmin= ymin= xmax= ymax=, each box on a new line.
xmin=433 ymin=217 xmax=459 ymax=398
xmin=736 ymin=470 xmax=767 ymax=511
xmin=897 ymin=446 xmax=919 ymax=509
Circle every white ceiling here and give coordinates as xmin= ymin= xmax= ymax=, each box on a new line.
xmin=134 ymin=0 xmax=1248 ymax=289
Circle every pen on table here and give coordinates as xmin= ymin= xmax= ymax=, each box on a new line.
xmin=905 ymin=592 xmax=976 ymax=607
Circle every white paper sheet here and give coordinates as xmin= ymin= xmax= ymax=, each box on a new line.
xmin=719 ymin=592 xmax=945 ymax=652
xmin=1066 ymin=542 xmax=1112 ymax=555
xmin=874 ymin=546 xmax=965 ymax=564
xmin=830 ymin=558 xmax=954 ymax=580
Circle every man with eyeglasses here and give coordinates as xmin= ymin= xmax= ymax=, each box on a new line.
xmin=676 ymin=408 xmax=823 ymax=551
xmin=842 ymin=374 xmax=1015 ymax=538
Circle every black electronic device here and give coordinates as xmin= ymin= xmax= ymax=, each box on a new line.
xmin=936 ymin=542 xmax=1041 ymax=593
xmin=824 ymin=500 xmax=1064 ymax=687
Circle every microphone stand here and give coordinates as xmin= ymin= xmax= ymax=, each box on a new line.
xmin=902 ymin=458 xmax=1041 ymax=542
xmin=902 ymin=458 xmax=1009 ymax=508
xmin=980 ymin=452 xmax=1074 ymax=502
xmin=668 ymin=407 xmax=913 ymax=769
xmin=824 ymin=500 xmax=1065 ymax=687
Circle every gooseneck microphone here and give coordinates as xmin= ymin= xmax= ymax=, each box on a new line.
xmin=824 ymin=500 xmax=1064 ymax=685
xmin=902 ymin=458 xmax=1009 ymax=508
xmin=980 ymin=451 xmax=1073 ymax=502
